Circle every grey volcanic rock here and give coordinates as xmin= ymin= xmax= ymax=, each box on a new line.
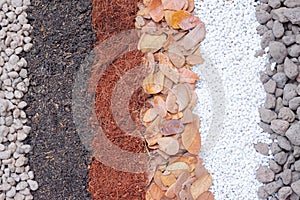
xmin=269 ymin=41 xmax=287 ymax=63
xmin=286 ymin=122 xmax=300 ymax=145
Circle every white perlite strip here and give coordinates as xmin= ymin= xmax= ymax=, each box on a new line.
xmin=0 ymin=0 xmax=38 ymax=199
xmin=193 ymin=0 xmax=271 ymax=199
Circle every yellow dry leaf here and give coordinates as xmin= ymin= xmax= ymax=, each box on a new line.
xmin=182 ymin=123 xmax=201 ymax=155
xmin=143 ymin=71 xmax=165 ymax=94
xmin=190 ymin=173 xmax=213 ymax=199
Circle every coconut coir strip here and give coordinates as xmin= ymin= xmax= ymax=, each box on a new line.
xmin=89 ymin=0 xmax=148 ymax=199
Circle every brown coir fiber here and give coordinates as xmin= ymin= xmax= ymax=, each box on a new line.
xmin=89 ymin=0 xmax=149 ymax=199
xmin=91 ymin=0 xmax=139 ymax=43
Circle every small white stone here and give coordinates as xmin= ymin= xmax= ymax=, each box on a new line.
xmin=23 ymin=43 xmax=32 ymax=52
xmin=11 ymin=0 xmax=22 ymax=7
xmin=27 ymin=180 xmax=38 ymax=191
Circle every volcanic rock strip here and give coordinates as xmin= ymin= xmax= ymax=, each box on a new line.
xmin=255 ymin=0 xmax=300 ymax=199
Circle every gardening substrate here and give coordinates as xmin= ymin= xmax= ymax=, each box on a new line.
xmin=88 ymin=0 xmax=149 ymax=199
xmin=23 ymin=0 xmax=94 ymax=199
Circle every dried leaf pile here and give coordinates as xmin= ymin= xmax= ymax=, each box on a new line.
xmin=135 ymin=0 xmax=214 ymax=199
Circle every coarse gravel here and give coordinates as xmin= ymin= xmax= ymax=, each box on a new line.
xmin=0 ymin=0 xmax=38 ymax=199
xmin=193 ymin=0 xmax=271 ymax=199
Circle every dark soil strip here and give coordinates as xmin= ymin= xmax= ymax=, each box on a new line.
xmin=23 ymin=0 xmax=95 ymax=199
xmin=89 ymin=0 xmax=149 ymax=199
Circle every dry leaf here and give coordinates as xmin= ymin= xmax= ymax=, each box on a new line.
xmin=196 ymin=191 xmax=214 ymax=200
xmin=166 ymin=161 xmax=190 ymax=177
xmin=157 ymin=137 xmax=179 ymax=155
xmin=144 ymin=0 xmax=151 ymax=6
xmin=149 ymin=0 xmax=164 ymax=22
xmin=162 ymin=76 xmax=174 ymax=94
xmin=166 ymin=92 xmax=178 ymax=113
xmin=158 ymin=58 xmax=180 ymax=84
xmin=187 ymin=0 xmax=194 ymax=12
xmin=161 ymin=172 xmax=177 ymax=187
xmin=145 ymin=133 xmax=163 ymax=146
xmin=160 ymin=119 xmax=184 ymax=136
xmin=172 ymin=171 xmax=190 ymax=197
xmin=143 ymin=71 xmax=165 ymax=94
xmin=181 ymin=108 xmax=194 ymax=124
xmin=187 ymin=92 xmax=198 ymax=110
xmin=179 ymin=23 xmax=206 ymax=50
xmin=170 ymin=10 xmax=200 ymax=30
xmin=171 ymin=112 xmax=183 ymax=120
xmin=182 ymin=123 xmax=201 ymax=155
xmin=170 ymin=10 xmax=190 ymax=29
xmin=179 ymin=177 xmax=197 ymax=199
xmin=162 ymin=0 xmax=186 ymax=10
xmin=164 ymin=10 xmax=175 ymax=26
xmin=148 ymin=182 xmax=165 ymax=200
xmin=154 ymin=170 xmax=169 ymax=190
xmin=169 ymin=156 xmax=198 ymax=172
xmin=194 ymin=160 xmax=209 ymax=179
xmin=138 ymin=33 xmax=167 ymax=53
xmin=165 ymin=183 xmax=176 ymax=198
xmin=193 ymin=113 xmax=201 ymax=130
xmin=190 ymin=173 xmax=213 ymax=199
xmin=186 ymin=54 xmax=204 ymax=65
xmin=168 ymin=44 xmax=185 ymax=68
xmin=172 ymin=84 xmax=191 ymax=111
xmin=143 ymin=108 xmax=158 ymax=123
xmin=145 ymin=116 xmax=162 ymax=136
xmin=178 ymin=67 xmax=200 ymax=84
xmin=153 ymin=96 xmax=168 ymax=117
xmin=138 ymin=8 xmax=151 ymax=18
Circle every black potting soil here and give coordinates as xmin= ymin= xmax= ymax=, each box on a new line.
xmin=22 ymin=0 xmax=95 ymax=199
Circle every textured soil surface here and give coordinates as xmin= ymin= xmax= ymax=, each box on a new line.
xmin=88 ymin=0 xmax=149 ymax=199
xmin=23 ymin=0 xmax=95 ymax=199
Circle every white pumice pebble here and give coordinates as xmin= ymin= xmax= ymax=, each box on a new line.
xmin=0 ymin=0 xmax=37 ymax=199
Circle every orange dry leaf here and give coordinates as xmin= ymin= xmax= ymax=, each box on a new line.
xmin=166 ymin=92 xmax=178 ymax=113
xmin=161 ymin=172 xmax=177 ymax=187
xmin=178 ymin=67 xmax=200 ymax=83
xmin=148 ymin=183 xmax=165 ymax=200
xmin=162 ymin=0 xmax=186 ymax=11
xmin=196 ymin=191 xmax=214 ymax=200
xmin=182 ymin=123 xmax=201 ymax=155
xmin=186 ymin=54 xmax=204 ymax=65
xmin=190 ymin=173 xmax=213 ymax=199
xmin=153 ymin=95 xmax=168 ymax=117
xmin=172 ymin=84 xmax=191 ymax=111
xmin=149 ymin=0 xmax=164 ymax=22
xmin=170 ymin=10 xmax=200 ymax=30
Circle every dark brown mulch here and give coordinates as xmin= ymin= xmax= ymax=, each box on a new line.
xmin=88 ymin=0 xmax=149 ymax=199
xmin=23 ymin=0 xmax=95 ymax=199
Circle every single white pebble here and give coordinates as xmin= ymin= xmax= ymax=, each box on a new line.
xmin=15 ymin=7 xmax=23 ymax=15
xmin=23 ymin=36 xmax=31 ymax=44
xmin=9 ymin=54 xmax=19 ymax=65
xmin=0 ymin=29 xmax=6 ymax=39
xmin=11 ymin=0 xmax=23 ymax=7
xmin=6 ymin=11 xmax=16 ymax=22
xmin=17 ymin=101 xmax=27 ymax=109
xmin=27 ymin=180 xmax=38 ymax=191
xmin=23 ymin=43 xmax=32 ymax=52
xmin=5 ymin=48 xmax=14 ymax=56
xmin=15 ymin=46 xmax=23 ymax=54
xmin=17 ymin=14 xmax=28 ymax=25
